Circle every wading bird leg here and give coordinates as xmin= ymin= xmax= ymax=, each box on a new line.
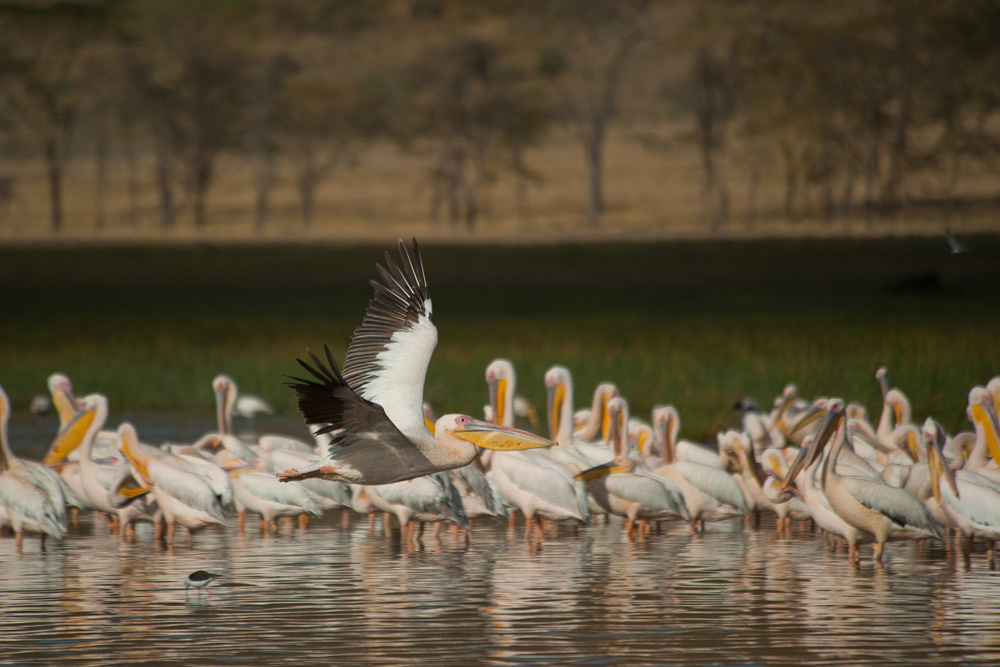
xmin=873 ymin=542 xmax=884 ymax=562
xmin=299 ymin=513 xmax=309 ymax=530
xmin=167 ymin=523 xmax=175 ymax=545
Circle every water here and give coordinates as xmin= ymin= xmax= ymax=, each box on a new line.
xmin=3 ymin=415 xmax=1000 ymax=666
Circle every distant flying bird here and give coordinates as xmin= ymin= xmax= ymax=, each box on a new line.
xmin=234 ymin=394 xmax=275 ymax=420
xmin=946 ymin=228 xmax=969 ymax=254
xmin=185 ymin=570 xmax=222 ymax=594
xmin=278 ymin=239 xmax=554 ymax=486
xmin=29 ymin=394 xmax=51 ymax=417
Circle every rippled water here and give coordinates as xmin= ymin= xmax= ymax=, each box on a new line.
xmin=3 ymin=415 xmax=1000 ymax=666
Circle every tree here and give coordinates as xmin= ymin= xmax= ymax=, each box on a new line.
xmin=531 ymin=0 xmax=651 ymax=227
xmin=0 ymin=2 xmax=109 ymax=233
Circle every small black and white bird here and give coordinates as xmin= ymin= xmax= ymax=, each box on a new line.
xmin=185 ymin=570 xmax=222 ymax=594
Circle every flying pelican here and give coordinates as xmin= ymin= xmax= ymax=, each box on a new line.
xmin=801 ymin=400 xmax=942 ymax=562
xmin=0 ymin=385 xmax=67 ymax=551
xmin=923 ymin=418 xmax=1000 ymax=562
xmin=575 ymin=397 xmax=690 ymax=538
xmin=277 ymin=239 xmax=554 ymax=486
xmin=484 ymin=359 xmax=590 ymax=537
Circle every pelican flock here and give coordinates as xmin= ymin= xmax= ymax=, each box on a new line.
xmin=1 ymin=238 xmax=998 ymax=570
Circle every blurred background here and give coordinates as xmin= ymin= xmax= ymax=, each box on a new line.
xmin=1 ymin=1 xmax=998 ymax=442
xmin=0 ymin=0 xmax=999 ymax=242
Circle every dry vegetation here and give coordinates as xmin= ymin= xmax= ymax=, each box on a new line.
xmin=1 ymin=1 xmax=999 ymax=244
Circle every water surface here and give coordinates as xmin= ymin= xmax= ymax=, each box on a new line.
xmin=2 ymin=414 xmax=999 ymax=666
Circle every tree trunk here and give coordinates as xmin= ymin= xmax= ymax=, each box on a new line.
xmin=153 ymin=139 xmax=174 ymax=229
xmin=44 ymin=135 xmax=63 ymax=234
xmin=94 ymin=114 xmax=108 ymax=230
xmin=585 ymin=128 xmax=603 ymax=227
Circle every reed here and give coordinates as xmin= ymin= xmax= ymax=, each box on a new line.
xmin=1 ymin=237 xmax=997 ymax=439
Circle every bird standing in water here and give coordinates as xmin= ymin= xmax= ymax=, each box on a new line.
xmin=185 ymin=570 xmax=222 ymax=595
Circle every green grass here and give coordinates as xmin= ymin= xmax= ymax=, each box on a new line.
xmin=2 ymin=236 xmax=998 ymax=439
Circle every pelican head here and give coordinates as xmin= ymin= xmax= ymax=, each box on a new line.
xmin=43 ymin=393 xmax=107 ymax=465
xmin=875 ymin=366 xmax=890 ymax=397
xmin=485 ymin=358 xmax=515 ymax=427
xmin=47 ymin=372 xmax=79 ymax=427
xmin=922 ymin=418 xmax=960 ymax=502
xmin=213 ymin=374 xmax=236 ymax=435
xmin=968 ymin=386 xmax=1000 ymax=467
xmin=545 ymin=365 xmax=572 ymax=441
xmin=437 ymin=414 xmax=553 ymax=452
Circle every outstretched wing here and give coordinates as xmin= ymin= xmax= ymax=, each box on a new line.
xmin=286 ymin=345 xmax=413 ymax=454
xmin=342 ymin=238 xmax=437 ymax=436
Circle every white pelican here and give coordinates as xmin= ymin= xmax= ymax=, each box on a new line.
xmin=117 ymin=422 xmax=226 ymax=545
xmin=964 ymin=386 xmax=1000 ymax=484
xmin=364 ymin=472 xmax=468 ymax=542
xmin=805 ymin=401 xmax=942 ymax=562
xmin=214 ymin=435 xmax=321 ymax=533
xmin=923 ymin=418 xmax=1000 ymax=562
xmin=719 ymin=429 xmax=793 ymax=529
xmin=0 ymin=385 xmax=67 ymax=551
xmin=58 ymin=394 xmax=155 ymax=537
xmin=781 ymin=437 xmax=876 ymax=560
xmin=575 ymin=397 xmax=690 ymax=538
xmin=544 ymin=365 xmax=614 ymax=469
xmin=484 ymin=359 xmax=590 ymax=536
xmin=651 ymin=405 xmax=727 ymax=468
xmin=876 ymin=389 xmax=913 ymax=450
xmin=572 ymin=381 xmax=619 ymax=443
xmin=277 ymin=239 xmax=553 ymax=486
xmin=651 ymin=407 xmax=747 ymax=532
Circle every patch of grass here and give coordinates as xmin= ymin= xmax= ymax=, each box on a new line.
xmin=1 ymin=237 xmax=998 ymax=439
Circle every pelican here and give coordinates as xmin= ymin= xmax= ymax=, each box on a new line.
xmin=575 ymin=397 xmax=689 ymax=538
xmin=484 ymin=359 xmax=590 ymax=536
xmin=117 ymin=422 xmax=227 ymax=545
xmin=923 ymin=418 xmax=1000 ymax=561
xmin=651 ymin=405 xmax=727 ymax=468
xmin=364 ymin=472 xmax=468 ymax=542
xmin=0 ymin=385 xmax=67 ymax=551
xmin=277 ymin=239 xmax=553 ymax=486
xmin=801 ymin=400 xmax=942 ymax=562
xmin=781 ymin=436 xmax=876 ymax=559
xmin=964 ymin=386 xmax=1000 ymax=484
xmin=651 ymin=406 xmax=747 ymax=532
xmin=572 ymin=381 xmax=619 ymax=443
xmin=544 ymin=364 xmax=614 ymax=468
xmin=876 ymin=389 xmax=912 ymax=450
xmin=213 ymin=435 xmax=321 ymax=533
xmin=54 ymin=394 xmax=155 ymax=537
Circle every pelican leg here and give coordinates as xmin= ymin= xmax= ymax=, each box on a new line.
xmin=167 ymin=522 xmax=175 ymax=545
xmin=237 ymin=512 xmax=245 ymax=534
xmin=962 ymin=534 xmax=974 ymax=556
xmin=689 ymin=520 xmax=698 ymax=534
xmin=40 ymin=534 xmax=46 ymax=552
xmin=509 ymin=512 xmax=517 ymax=530
xmin=188 ymin=529 xmax=194 ymax=548
xmin=524 ymin=517 xmax=534 ymax=541
xmin=15 ymin=531 xmax=23 ymax=553
xmin=625 ymin=519 xmax=636 ymax=539
xmin=873 ymin=542 xmax=884 ymax=562
xmin=299 ymin=513 xmax=309 ymax=530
